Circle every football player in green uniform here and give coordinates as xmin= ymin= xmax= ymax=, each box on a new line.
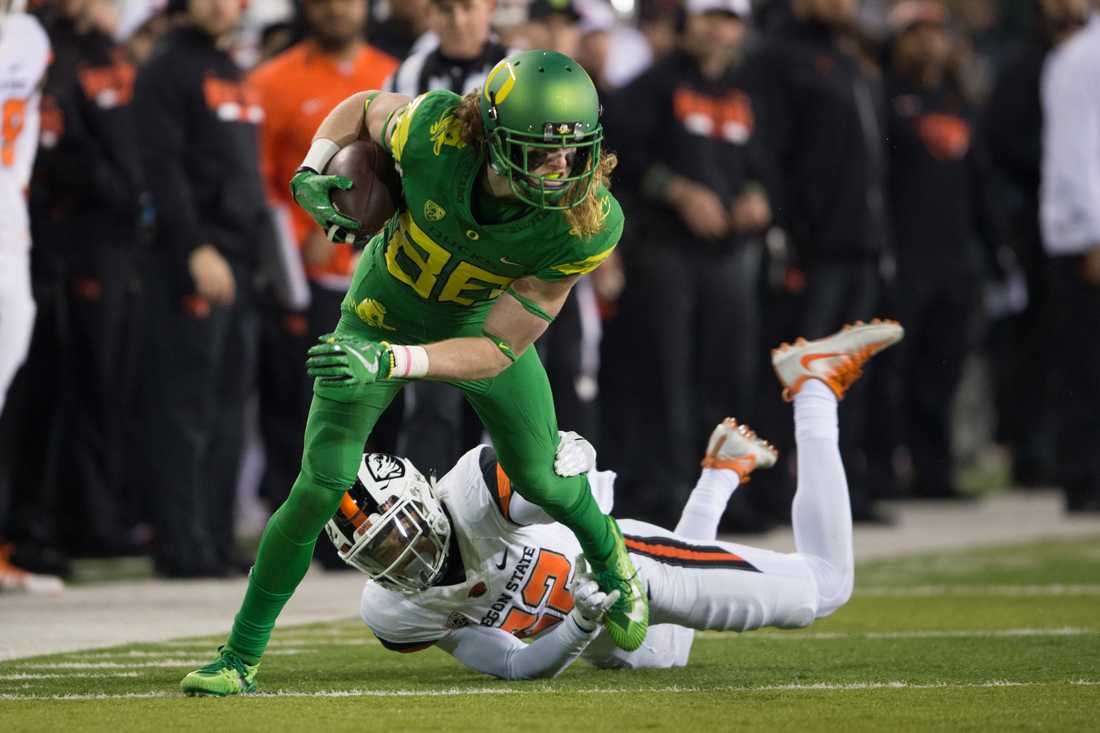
xmin=181 ymin=50 xmax=647 ymax=696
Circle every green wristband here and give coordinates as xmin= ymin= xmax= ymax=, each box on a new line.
xmin=506 ymin=287 xmax=555 ymax=323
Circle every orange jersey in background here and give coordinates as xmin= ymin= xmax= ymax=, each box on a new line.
xmin=250 ymin=42 xmax=398 ymax=282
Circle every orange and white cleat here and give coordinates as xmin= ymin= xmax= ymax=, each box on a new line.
xmin=771 ymin=319 xmax=904 ymax=401
xmin=0 ymin=545 xmax=64 ymax=595
xmin=701 ymin=418 xmax=778 ymax=483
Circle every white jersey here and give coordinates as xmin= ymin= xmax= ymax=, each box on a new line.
xmin=0 ymin=12 xmax=50 ymax=255
xmin=361 ymin=445 xmax=607 ymax=650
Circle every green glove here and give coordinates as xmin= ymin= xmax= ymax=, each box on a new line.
xmin=290 ymin=169 xmax=361 ymax=244
xmin=306 ymin=333 xmax=393 ymax=387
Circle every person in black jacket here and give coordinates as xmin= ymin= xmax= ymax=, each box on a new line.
xmin=5 ymin=0 xmax=145 ymax=566
xmin=749 ymin=0 xmax=890 ymax=522
xmin=133 ymin=0 xmax=271 ymax=577
xmin=883 ymin=1 xmax=1007 ymax=499
xmin=985 ymin=0 xmax=1090 ymax=487
xmin=603 ymin=0 xmax=771 ymax=522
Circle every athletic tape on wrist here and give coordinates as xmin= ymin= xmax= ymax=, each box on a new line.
xmin=505 ymin=287 xmax=555 ymax=323
xmin=301 ymin=138 xmax=341 ymax=174
xmin=387 ymin=343 xmax=429 ymax=379
xmin=482 ymin=330 xmax=519 ymax=362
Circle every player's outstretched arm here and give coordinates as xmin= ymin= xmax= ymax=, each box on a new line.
xmin=419 ymin=274 xmax=579 ymax=380
xmin=306 ymin=276 xmax=577 ymax=388
xmin=435 ymin=572 xmax=615 ymax=680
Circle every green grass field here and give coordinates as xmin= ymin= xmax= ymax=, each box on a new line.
xmin=3 ymin=536 xmax=1098 ymax=731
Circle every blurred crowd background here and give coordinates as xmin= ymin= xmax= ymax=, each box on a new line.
xmin=1 ymin=0 xmax=1098 ymax=587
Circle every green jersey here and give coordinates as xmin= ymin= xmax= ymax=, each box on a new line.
xmin=342 ymin=90 xmax=624 ymax=343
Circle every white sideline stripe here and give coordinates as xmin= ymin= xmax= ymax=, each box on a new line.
xmin=20 ymin=661 xmax=212 ymax=669
xmin=74 ymin=650 xmax=306 ymax=659
xmin=160 ymin=639 xmax=379 ymax=649
xmin=696 ymin=627 xmax=1097 ymax=641
xmin=858 ymin=584 xmax=1100 ymax=597
xmin=0 ymin=679 xmax=1095 ymax=701
xmin=0 ymin=673 xmax=142 ymax=680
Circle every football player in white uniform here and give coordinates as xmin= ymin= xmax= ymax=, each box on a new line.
xmin=326 ymin=321 xmax=902 ymax=679
xmin=0 ymin=0 xmax=49 ymax=413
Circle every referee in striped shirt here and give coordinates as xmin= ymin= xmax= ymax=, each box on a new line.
xmin=385 ymin=0 xmax=512 ymax=97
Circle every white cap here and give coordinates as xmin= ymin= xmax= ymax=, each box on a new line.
xmin=685 ymin=0 xmax=751 ymax=17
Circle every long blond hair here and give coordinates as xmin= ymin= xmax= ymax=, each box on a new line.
xmin=454 ymin=90 xmax=617 ymax=238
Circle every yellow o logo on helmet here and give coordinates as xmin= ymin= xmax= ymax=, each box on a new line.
xmin=484 ymin=61 xmax=517 ymax=105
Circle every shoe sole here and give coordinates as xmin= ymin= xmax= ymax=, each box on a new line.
xmin=772 ymin=319 xmax=903 ymax=399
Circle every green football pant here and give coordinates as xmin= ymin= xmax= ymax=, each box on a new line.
xmin=225 ymin=316 xmax=613 ymax=664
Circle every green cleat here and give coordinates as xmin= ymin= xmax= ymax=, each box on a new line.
xmin=180 ymin=647 xmax=259 ymax=697
xmin=590 ymin=517 xmax=649 ymax=651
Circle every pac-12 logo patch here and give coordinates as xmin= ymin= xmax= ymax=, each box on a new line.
xmin=366 ymin=454 xmax=405 ymax=481
xmin=424 ymin=200 xmax=446 ymax=222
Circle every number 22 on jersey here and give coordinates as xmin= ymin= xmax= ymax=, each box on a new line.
xmin=498 ymin=549 xmax=575 ymax=639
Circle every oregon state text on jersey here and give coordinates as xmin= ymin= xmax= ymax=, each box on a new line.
xmin=341 ymin=90 xmax=624 ymax=342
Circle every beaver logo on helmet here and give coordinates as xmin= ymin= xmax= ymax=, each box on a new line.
xmin=367 ymin=454 xmax=405 ymax=482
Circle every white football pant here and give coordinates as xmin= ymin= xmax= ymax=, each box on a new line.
xmin=586 ymin=380 xmax=853 ymax=669
xmin=0 ymin=251 xmax=35 ymax=413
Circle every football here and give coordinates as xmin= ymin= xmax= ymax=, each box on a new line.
xmin=324 ymin=139 xmax=402 ymax=239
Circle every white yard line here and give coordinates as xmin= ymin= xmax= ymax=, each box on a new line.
xmin=1 ymin=679 xmax=1096 ymax=701
xmin=0 ymin=672 xmax=142 ymax=680
xmin=19 ymin=661 xmax=214 ymax=670
xmin=73 ymin=650 xmax=305 ymax=659
xmin=857 ymin=584 xmax=1100 ymax=597
xmin=695 ymin=627 xmax=1097 ymax=641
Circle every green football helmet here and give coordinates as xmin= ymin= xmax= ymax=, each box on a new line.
xmin=480 ymin=50 xmax=603 ymax=210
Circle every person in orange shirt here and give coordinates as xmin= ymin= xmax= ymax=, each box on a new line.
xmin=249 ymin=0 xmax=397 ymax=555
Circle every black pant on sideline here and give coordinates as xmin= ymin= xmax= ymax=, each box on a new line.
xmin=144 ymin=261 xmax=259 ymax=574
xmin=1048 ymin=256 xmax=1100 ymax=511
xmin=617 ymin=242 xmax=761 ymax=522
xmin=893 ymin=267 xmax=982 ymax=497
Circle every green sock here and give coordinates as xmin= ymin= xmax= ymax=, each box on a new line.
xmin=224 ymin=504 xmax=322 ymax=663
xmin=555 ymin=475 xmax=615 ymax=564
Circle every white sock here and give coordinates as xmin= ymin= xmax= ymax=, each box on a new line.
xmin=791 ymin=379 xmax=854 ymax=617
xmin=675 ymin=468 xmax=740 ymax=540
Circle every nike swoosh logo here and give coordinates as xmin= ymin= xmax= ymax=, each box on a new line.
xmin=500 ymin=256 xmax=523 ymax=267
xmin=800 ymin=352 xmax=844 ymax=370
xmin=495 ymin=550 xmax=508 ymax=570
xmin=343 ymin=344 xmax=379 ymax=375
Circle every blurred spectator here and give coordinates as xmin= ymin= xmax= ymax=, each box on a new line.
xmin=986 ymin=0 xmax=1090 ymax=487
xmin=635 ymin=0 xmax=679 ymax=60
xmin=1040 ymin=0 xmax=1100 ymax=513
xmin=249 ymin=0 xmax=396 ymax=563
xmin=505 ymin=0 xmax=581 ymax=54
xmin=133 ymin=0 xmax=273 ymax=576
xmin=883 ymin=1 xmax=1007 ymax=499
xmin=749 ymin=0 xmax=890 ymax=522
xmin=386 ymin=0 xmax=508 ymax=96
xmin=368 ymin=0 xmax=431 ymax=60
xmin=0 ymin=1 xmax=64 ymax=593
xmin=604 ymin=0 xmax=771 ymax=522
xmin=573 ymin=0 xmax=652 ymax=91
xmin=16 ymin=0 xmax=147 ymax=560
